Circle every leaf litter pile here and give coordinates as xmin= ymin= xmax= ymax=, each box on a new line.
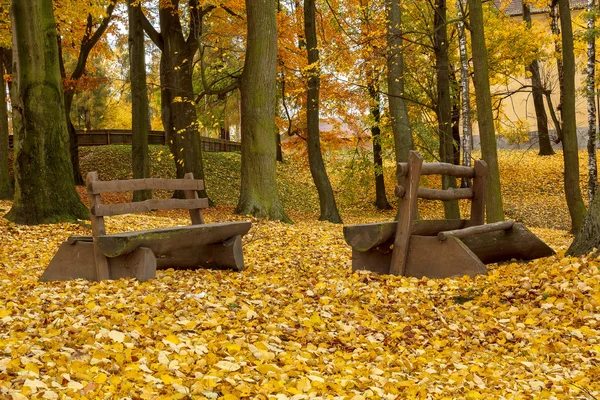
xmin=0 ymin=149 xmax=600 ymax=399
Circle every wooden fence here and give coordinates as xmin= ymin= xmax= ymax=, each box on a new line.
xmin=8 ymin=129 xmax=241 ymax=153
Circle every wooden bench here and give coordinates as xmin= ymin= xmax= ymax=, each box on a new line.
xmin=343 ymin=151 xmax=554 ymax=279
xmin=41 ymin=172 xmax=251 ymax=282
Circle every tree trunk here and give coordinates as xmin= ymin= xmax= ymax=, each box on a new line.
xmin=550 ymin=2 xmax=565 ymax=135
xmin=451 ymin=70 xmax=461 ymax=166
xmin=457 ymin=0 xmax=472 ymax=187
xmin=368 ymin=84 xmax=392 ymax=210
xmin=159 ymin=4 xmax=206 ymax=197
xmin=586 ymin=0 xmax=597 ymax=202
xmin=385 ymin=0 xmax=414 ymax=215
xmin=7 ymin=0 xmax=88 ymax=224
xmin=236 ymin=0 xmax=290 ymax=222
xmin=568 ymin=190 xmax=600 ymax=256
xmin=558 ymin=0 xmax=587 ymax=233
xmin=523 ymin=2 xmax=555 ymax=156
xmin=0 ymin=49 xmax=11 ymax=200
xmin=128 ymin=0 xmax=151 ymax=202
xmin=304 ymin=0 xmax=342 ymax=222
xmin=435 ymin=0 xmax=460 ymax=219
xmin=467 ymin=0 xmax=504 ymax=222
xmin=385 ymin=0 xmax=413 ymax=164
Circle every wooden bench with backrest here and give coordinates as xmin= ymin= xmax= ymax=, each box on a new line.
xmin=41 ymin=172 xmax=251 ymax=282
xmin=343 ymin=151 xmax=554 ymax=278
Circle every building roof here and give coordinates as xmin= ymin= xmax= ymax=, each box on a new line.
xmin=495 ymin=0 xmax=587 ymax=17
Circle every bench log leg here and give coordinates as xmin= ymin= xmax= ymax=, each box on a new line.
xmin=155 ymin=235 xmax=245 ymax=271
xmin=41 ymin=241 xmax=157 ymax=282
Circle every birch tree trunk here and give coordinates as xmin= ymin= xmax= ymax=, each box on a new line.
xmin=304 ymin=0 xmax=342 ymax=222
xmin=467 ymin=0 xmax=504 ymax=222
xmin=586 ymin=0 xmax=597 ymax=202
xmin=435 ymin=0 xmax=460 ymax=219
xmin=0 ymin=49 xmax=11 ymax=200
xmin=7 ymin=0 xmax=88 ymax=224
xmin=558 ymin=0 xmax=587 ymax=233
xmin=457 ymin=0 xmax=472 ymax=186
xmin=236 ymin=0 xmax=290 ymax=222
xmin=523 ymin=1 xmax=555 ymax=156
xmin=128 ymin=0 xmax=151 ymax=202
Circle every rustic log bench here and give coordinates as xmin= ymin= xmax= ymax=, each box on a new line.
xmin=343 ymin=151 xmax=554 ymax=279
xmin=41 ymin=172 xmax=251 ymax=282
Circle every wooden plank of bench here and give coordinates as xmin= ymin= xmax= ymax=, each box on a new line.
xmin=89 ymin=178 xmax=204 ymax=194
xmin=91 ymin=198 xmax=209 ymax=217
xmin=438 ymin=220 xmax=515 ymax=241
xmin=96 ymin=221 xmax=252 ymax=258
xmin=397 ymin=162 xmax=476 ymax=178
xmin=417 ymin=187 xmax=474 ymax=201
xmin=343 ymin=219 xmax=467 ymax=251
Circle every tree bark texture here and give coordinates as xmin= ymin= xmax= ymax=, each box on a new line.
xmin=128 ymin=0 xmax=151 ymax=202
xmin=236 ymin=0 xmax=290 ymax=222
xmin=303 ymin=0 xmax=343 ymax=222
xmin=558 ymin=0 xmax=587 ymax=233
xmin=523 ymin=2 xmax=555 ymax=156
xmin=434 ymin=0 xmax=460 ymax=219
xmin=7 ymin=0 xmax=88 ymax=224
xmin=467 ymin=0 xmax=504 ymax=222
xmin=586 ymin=0 xmax=597 ymax=202
xmin=457 ymin=0 xmax=472 ymax=186
xmin=368 ymin=84 xmax=392 ymax=210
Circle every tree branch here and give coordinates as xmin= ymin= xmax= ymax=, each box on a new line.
xmin=141 ymin=7 xmax=163 ymax=51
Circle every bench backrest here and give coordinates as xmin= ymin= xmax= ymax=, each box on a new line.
xmin=396 ymin=151 xmax=487 ymax=226
xmin=86 ymin=171 xmax=208 ymax=237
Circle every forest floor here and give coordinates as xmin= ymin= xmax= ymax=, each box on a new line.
xmin=0 ymin=147 xmax=598 ymax=399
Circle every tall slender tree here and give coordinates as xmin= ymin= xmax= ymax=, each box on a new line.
xmin=0 ymin=48 xmax=11 ymax=200
xmin=585 ymin=0 xmax=597 ymax=201
xmin=557 ymin=0 xmax=587 ymax=233
xmin=434 ymin=0 xmax=460 ymax=219
xmin=7 ymin=0 xmax=88 ymax=224
xmin=304 ymin=0 xmax=342 ymax=222
xmin=522 ymin=1 xmax=555 ymax=156
xmin=57 ymin=1 xmax=116 ymax=185
xmin=368 ymin=82 xmax=392 ymax=210
xmin=456 ymin=0 xmax=472 ymax=183
xmin=128 ymin=0 xmax=151 ymax=202
xmin=236 ymin=0 xmax=289 ymax=222
xmin=467 ymin=0 xmax=504 ymax=222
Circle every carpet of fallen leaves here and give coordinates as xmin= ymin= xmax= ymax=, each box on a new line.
xmin=0 ymin=150 xmax=600 ymax=399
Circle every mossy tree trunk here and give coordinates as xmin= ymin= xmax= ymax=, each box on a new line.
xmin=7 ymin=0 xmax=88 ymax=224
xmin=0 ymin=48 xmax=11 ymax=200
xmin=236 ymin=0 xmax=290 ymax=222
xmin=467 ymin=0 xmax=504 ymax=222
xmin=558 ymin=0 xmax=587 ymax=233
xmin=304 ymin=0 xmax=342 ymax=222
xmin=522 ymin=2 xmax=555 ymax=156
xmin=128 ymin=0 xmax=151 ymax=202
xmin=435 ymin=0 xmax=460 ymax=219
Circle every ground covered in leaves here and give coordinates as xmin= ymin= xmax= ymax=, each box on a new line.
xmin=0 ymin=148 xmax=599 ymax=399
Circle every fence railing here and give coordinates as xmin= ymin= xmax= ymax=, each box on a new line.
xmin=8 ymin=129 xmax=241 ymax=153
